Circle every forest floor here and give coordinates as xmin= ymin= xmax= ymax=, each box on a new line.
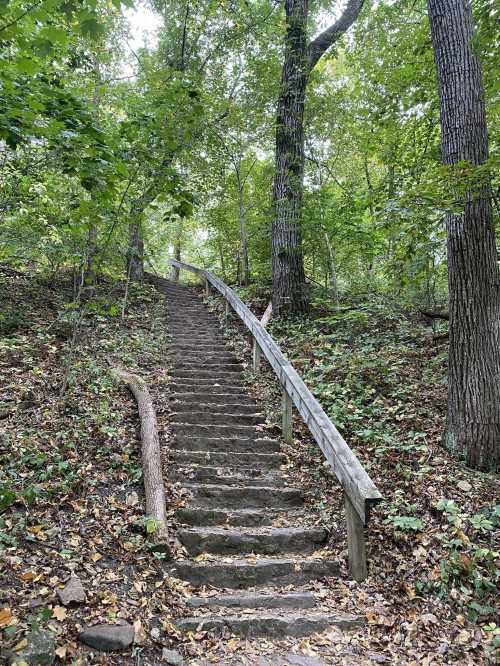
xmin=0 ymin=266 xmax=498 ymax=665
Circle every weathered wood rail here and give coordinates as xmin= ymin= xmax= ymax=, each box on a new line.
xmin=167 ymin=259 xmax=383 ymax=580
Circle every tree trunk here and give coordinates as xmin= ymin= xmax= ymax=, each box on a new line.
xmin=428 ymin=0 xmax=500 ymax=471
xmin=171 ymin=223 xmax=182 ymax=282
xmin=271 ymin=0 xmax=365 ymax=315
xmin=236 ymin=167 xmax=250 ymax=286
xmin=217 ymin=235 xmax=227 ymax=281
xmin=127 ymin=217 xmax=144 ymax=282
xmin=272 ymin=0 xmax=309 ymax=315
xmin=324 ymin=231 xmax=339 ymax=304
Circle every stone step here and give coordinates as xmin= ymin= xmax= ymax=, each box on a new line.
xmin=169 ymin=344 xmax=230 ymax=353
xmin=169 ymin=450 xmax=285 ymax=469
xmin=170 ymin=467 xmax=283 ymax=486
xmin=175 ymin=612 xmax=362 ymax=638
xmin=174 ymin=356 xmax=242 ymax=366
xmin=168 ymin=336 xmax=226 ymax=345
xmin=168 ymin=324 xmax=220 ymax=333
xmin=173 ymin=362 xmax=244 ymax=373
xmin=169 ymin=352 xmax=239 ymax=363
xmin=184 ymin=484 xmax=303 ymax=509
xmin=186 ymin=591 xmax=316 ymax=610
xmin=170 ymin=379 xmax=247 ymax=391
xmin=175 ymin=507 xmax=298 ymax=527
xmin=178 ymin=526 xmax=327 ymax=556
xmin=173 ymin=557 xmax=340 ymax=588
xmin=172 ymin=436 xmax=280 ymax=453
xmin=171 ymin=411 xmax=264 ymax=426
xmin=171 ymin=369 xmax=244 ymax=380
xmin=168 ymin=312 xmax=217 ymax=319
xmin=172 ymin=424 xmax=261 ymax=439
xmin=171 ymin=401 xmax=260 ymax=415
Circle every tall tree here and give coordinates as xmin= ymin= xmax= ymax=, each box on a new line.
xmin=427 ymin=0 xmax=500 ymax=471
xmin=272 ymin=0 xmax=365 ymax=314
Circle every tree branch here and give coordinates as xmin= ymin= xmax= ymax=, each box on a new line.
xmin=307 ymin=0 xmax=365 ymax=71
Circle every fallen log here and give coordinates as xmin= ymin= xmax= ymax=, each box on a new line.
xmin=420 ymin=309 xmax=449 ymax=320
xmin=108 ymin=361 xmax=171 ymax=558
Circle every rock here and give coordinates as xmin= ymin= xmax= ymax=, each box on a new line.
xmin=56 ymin=576 xmax=86 ymax=606
xmin=78 ymin=624 xmax=134 ymax=652
xmin=150 ymin=627 xmax=161 ymax=640
xmin=9 ymin=629 xmax=55 ymax=665
xmin=457 ymin=480 xmax=472 ymax=492
xmin=161 ymin=648 xmax=184 ymax=665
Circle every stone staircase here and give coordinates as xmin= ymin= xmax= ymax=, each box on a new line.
xmin=153 ymin=277 xmax=362 ymax=639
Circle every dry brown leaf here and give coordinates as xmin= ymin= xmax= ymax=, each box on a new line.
xmin=133 ymin=619 xmax=147 ymax=644
xmin=52 ymin=606 xmax=67 ymax=621
xmin=0 ymin=608 xmax=13 ymax=627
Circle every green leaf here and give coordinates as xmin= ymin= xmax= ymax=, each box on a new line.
xmin=0 ymin=484 xmax=16 ymax=512
xmin=145 ymin=517 xmax=158 ymax=534
xmin=80 ymin=18 xmax=105 ymax=40
xmin=16 ymin=58 xmax=39 ymax=75
xmin=39 ymin=27 xmax=68 ymax=46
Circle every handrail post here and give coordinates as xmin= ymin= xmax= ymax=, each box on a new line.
xmin=282 ymin=388 xmax=293 ymax=444
xmin=204 ymin=277 xmax=210 ymax=297
xmin=345 ymin=493 xmax=367 ymax=581
xmin=252 ymin=338 xmax=261 ymax=373
xmin=225 ymin=300 xmax=230 ymax=322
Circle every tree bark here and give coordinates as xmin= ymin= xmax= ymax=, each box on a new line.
xmin=428 ymin=0 xmax=500 ymax=471
xmin=109 ymin=364 xmax=172 ymax=555
xmin=324 ymin=231 xmax=339 ymax=304
xmin=272 ymin=0 xmax=309 ymax=315
xmin=271 ymin=0 xmax=365 ymax=315
xmin=235 ymin=163 xmax=250 ymax=286
xmin=127 ymin=217 xmax=144 ymax=282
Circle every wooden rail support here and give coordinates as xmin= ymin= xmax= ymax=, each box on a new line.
xmin=282 ymin=388 xmax=293 ymax=444
xmin=225 ymin=300 xmax=230 ymax=322
xmin=204 ymin=278 xmax=210 ymax=297
xmin=345 ymin=493 xmax=367 ymax=581
xmin=252 ymin=338 xmax=261 ymax=373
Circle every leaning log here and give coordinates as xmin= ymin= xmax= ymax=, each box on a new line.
xmin=109 ymin=363 xmax=171 ymax=557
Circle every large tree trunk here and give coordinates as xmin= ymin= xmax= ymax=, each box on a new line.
xmin=272 ymin=0 xmax=309 ymax=315
xmin=428 ymin=0 xmax=500 ymax=471
xmin=271 ymin=0 xmax=365 ymax=315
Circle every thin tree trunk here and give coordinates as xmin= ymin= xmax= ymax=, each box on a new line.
xmin=172 ymin=222 xmax=182 ymax=282
xmin=217 ymin=235 xmax=227 ymax=281
xmin=83 ymin=59 xmax=101 ymax=293
xmin=236 ymin=166 xmax=250 ymax=286
xmin=428 ymin=0 xmax=500 ymax=471
xmin=324 ymin=231 xmax=339 ymax=304
xmin=272 ymin=0 xmax=309 ymax=315
xmin=127 ymin=216 xmax=144 ymax=282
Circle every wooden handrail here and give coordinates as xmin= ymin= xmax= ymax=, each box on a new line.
xmin=168 ymin=259 xmax=383 ymax=580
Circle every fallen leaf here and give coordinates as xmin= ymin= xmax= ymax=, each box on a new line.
xmin=55 ymin=646 xmax=67 ymax=659
xmin=13 ymin=638 xmax=28 ymax=651
xmin=0 ymin=608 xmax=13 ymax=627
xmin=52 ymin=606 xmax=67 ymax=621
xmin=133 ymin=619 xmax=147 ymax=645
